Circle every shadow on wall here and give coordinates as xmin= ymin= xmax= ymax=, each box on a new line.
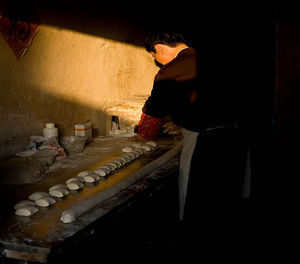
xmin=0 ymin=2 xmax=277 ymax=162
xmin=0 ymin=82 xmax=107 ymax=160
xmin=0 ymin=2 xmax=233 ymax=48
xmin=0 ymin=2 xmax=278 ymax=48
xmin=0 ymin=3 xmax=159 ymax=47
xmin=0 ymin=4 xmax=161 ymax=160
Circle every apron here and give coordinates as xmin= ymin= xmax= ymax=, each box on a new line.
xmin=178 ymin=129 xmax=251 ymax=221
xmin=178 ymin=129 xmax=199 ymax=221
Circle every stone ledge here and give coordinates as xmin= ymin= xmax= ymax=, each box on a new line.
xmin=105 ymin=95 xmax=148 ymax=135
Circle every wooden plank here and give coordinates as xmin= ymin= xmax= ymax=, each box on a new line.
xmin=1 ymin=241 xmax=50 ymax=263
xmin=4 ymin=249 xmax=48 ymax=263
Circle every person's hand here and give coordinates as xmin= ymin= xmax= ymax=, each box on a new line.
xmin=162 ymin=121 xmax=182 ymax=135
xmin=129 ymin=134 xmax=148 ymax=143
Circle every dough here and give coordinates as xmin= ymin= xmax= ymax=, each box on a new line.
xmin=131 ymin=143 xmax=141 ymax=148
xmin=15 ymin=205 xmax=38 ymax=216
xmin=132 ymin=143 xmax=150 ymax=152
xmin=131 ymin=151 xmax=140 ymax=158
xmin=89 ymin=172 xmax=100 ymax=181
xmin=140 ymin=145 xmax=151 ymax=152
xmin=67 ymin=181 xmax=84 ymax=191
xmin=94 ymin=168 xmax=107 ymax=177
xmin=105 ymin=163 xmax=116 ymax=171
xmin=111 ymin=160 xmax=122 ymax=168
xmin=61 ymin=210 xmax=75 ymax=223
xmin=49 ymin=187 xmax=69 ymax=198
xmin=100 ymin=167 xmax=110 ymax=173
xmin=114 ymin=157 xmax=126 ymax=166
xmin=14 ymin=200 xmax=35 ymax=210
xmin=126 ymin=153 xmax=136 ymax=160
xmin=66 ymin=176 xmax=84 ymax=184
xmin=35 ymin=196 xmax=56 ymax=207
xmin=106 ymin=162 xmax=118 ymax=169
xmin=59 ymin=142 xmax=182 ymax=224
xmin=49 ymin=184 xmax=67 ymax=192
xmin=146 ymin=141 xmax=157 ymax=147
xmin=81 ymin=174 xmax=96 ymax=183
xmin=28 ymin=191 xmax=49 ymax=201
xmin=122 ymin=146 xmax=133 ymax=153
xmin=122 ymin=155 xmax=131 ymax=162
xmin=77 ymin=171 xmax=89 ymax=177
xmin=99 ymin=165 xmax=112 ymax=173
xmin=134 ymin=148 xmax=144 ymax=155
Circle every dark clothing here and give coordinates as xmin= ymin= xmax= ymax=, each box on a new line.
xmin=143 ymin=47 xmax=249 ymax=132
xmin=142 ymin=48 xmax=199 ymax=131
xmin=184 ymin=126 xmax=249 ymax=220
xmin=142 ymin=46 xmax=250 ymax=233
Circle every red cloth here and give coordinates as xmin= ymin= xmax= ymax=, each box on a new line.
xmin=0 ymin=14 xmax=40 ymax=60
xmin=137 ymin=113 xmax=164 ymax=140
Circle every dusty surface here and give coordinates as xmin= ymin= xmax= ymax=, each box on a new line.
xmin=0 ymin=157 xmax=47 ymax=185
xmin=0 ymin=136 xmax=181 ymax=262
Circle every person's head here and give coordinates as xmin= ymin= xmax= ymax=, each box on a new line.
xmin=145 ymin=31 xmax=188 ymax=65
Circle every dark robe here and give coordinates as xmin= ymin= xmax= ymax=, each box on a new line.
xmin=143 ymin=47 xmax=250 ymax=237
xmin=143 ymin=47 xmax=199 ymax=131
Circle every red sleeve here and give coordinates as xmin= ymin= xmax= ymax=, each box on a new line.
xmin=137 ymin=113 xmax=164 ymax=140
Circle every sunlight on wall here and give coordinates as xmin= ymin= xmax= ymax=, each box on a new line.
xmin=24 ymin=24 xmax=156 ymax=110
xmin=0 ymin=23 xmax=158 ymax=159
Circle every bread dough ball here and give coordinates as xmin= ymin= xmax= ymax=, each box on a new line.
xmin=14 ymin=200 xmax=35 ymax=210
xmin=61 ymin=210 xmax=75 ymax=223
xmin=28 ymin=191 xmax=49 ymax=201
xmin=145 ymin=141 xmax=157 ymax=147
xmin=49 ymin=187 xmax=69 ymax=198
xmin=77 ymin=171 xmax=89 ymax=177
xmin=111 ymin=160 xmax=122 ymax=168
xmin=81 ymin=174 xmax=96 ymax=183
xmin=66 ymin=177 xmax=77 ymax=184
xmin=94 ymin=168 xmax=107 ymax=177
xmin=106 ymin=162 xmax=118 ymax=169
xmin=132 ymin=143 xmax=142 ymax=148
xmin=114 ymin=157 xmax=126 ymax=166
xmin=15 ymin=205 xmax=38 ymax=216
xmin=131 ymin=143 xmax=150 ymax=152
xmin=134 ymin=148 xmax=144 ymax=155
xmin=77 ymin=171 xmax=99 ymax=182
xmin=99 ymin=165 xmax=112 ymax=173
xmin=122 ymin=155 xmax=131 ymax=162
xmin=122 ymin=146 xmax=133 ymax=153
xmin=131 ymin=150 xmax=140 ymax=158
xmin=49 ymin=184 xmax=67 ymax=192
xmin=35 ymin=196 xmax=56 ymax=207
xmin=126 ymin=153 xmax=136 ymax=160
xmin=67 ymin=181 xmax=84 ymax=191
xmin=89 ymin=172 xmax=100 ymax=181
xmin=105 ymin=163 xmax=116 ymax=171
xmin=95 ymin=166 xmax=110 ymax=174
xmin=138 ymin=150 xmax=145 ymax=155
xmin=140 ymin=145 xmax=151 ymax=152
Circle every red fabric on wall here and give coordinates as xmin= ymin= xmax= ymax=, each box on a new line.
xmin=0 ymin=15 xmax=40 ymax=60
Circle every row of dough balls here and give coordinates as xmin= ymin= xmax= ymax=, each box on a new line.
xmin=14 ymin=141 xmax=157 ymax=217
xmin=60 ymin=141 xmax=157 ymax=223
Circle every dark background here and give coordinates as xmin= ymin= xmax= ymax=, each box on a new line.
xmin=1 ymin=2 xmax=298 ymax=260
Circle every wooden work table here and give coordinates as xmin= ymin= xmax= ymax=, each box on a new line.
xmin=0 ymin=136 xmax=181 ymax=263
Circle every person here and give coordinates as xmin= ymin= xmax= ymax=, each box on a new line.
xmin=133 ymin=31 xmax=251 ymax=250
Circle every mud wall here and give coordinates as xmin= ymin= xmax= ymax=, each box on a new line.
xmin=0 ymin=11 xmax=158 ymax=160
